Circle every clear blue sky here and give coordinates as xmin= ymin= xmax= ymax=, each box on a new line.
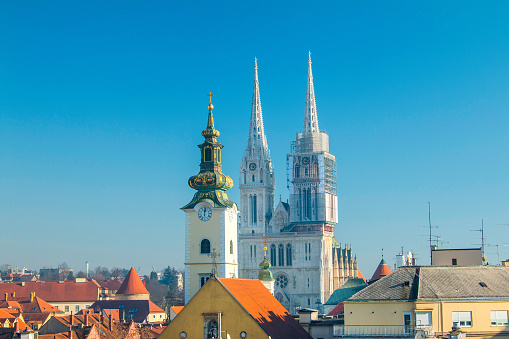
xmin=1 ymin=1 xmax=509 ymax=277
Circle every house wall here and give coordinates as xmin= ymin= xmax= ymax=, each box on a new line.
xmin=159 ymin=279 xmax=268 ymax=339
xmin=431 ymin=249 xmax=482 ymax=266
xmin=49 ymin=301 xmax=94 ymax=315
xmin=345 ymin=300 xmax=509 ymax=338
xmin=147 ymin=312 xmax=167 ymax=323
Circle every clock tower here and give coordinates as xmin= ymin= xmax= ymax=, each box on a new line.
xmin=182 ymin=96 xmax=239 ymax=304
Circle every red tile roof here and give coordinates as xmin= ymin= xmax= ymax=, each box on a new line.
xmin=370 ymin=258 xmax=392 ymax=282
xmin=170 ymin=306 xmax=183 ymax=315
xmin=116 ymin=268 xmax=149 ymax=296
xmin=326 ymin=303 xmax=344 ymax=316
xmin=97 ymin=280 xmax=122 ymax=290
xmin=0 ymin=296 xmax=62 ymax=314
xmin=218 ymin=278 xmax=312 ymax=339
xmin=0 ymin=281 xmax=99 ymax=302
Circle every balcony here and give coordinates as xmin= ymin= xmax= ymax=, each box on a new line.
xmin=333 ymin=325 xmax=435 ymax=338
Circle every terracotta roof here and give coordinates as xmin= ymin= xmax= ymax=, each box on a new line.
xmin=0 ymin=310 xmax=15 ymax=320
xmin=0 ymin=281 xmax=99 ymax=302
xmin=0 ymin=296 xmax=62 ymax=314
xmin=370 ymin=258 xmax=392 ymax=282
xmin=116 ymin=268 xmax=149 ymax=296
xmin=170 ymin=306 xmax=183 ymax=314
xmin=326 ymin=303 xmax=344 ymax=316
xmin=218 ymin=278 xmax=312 ymax=339
xmin=357 ymin=269 xmax=367 ymax=283
xmin=97 ymin=280 xmax=122 ymax=290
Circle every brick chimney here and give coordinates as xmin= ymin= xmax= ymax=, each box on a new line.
xmin=70 ymin=311 xmax=73 ymax=327
xmin=30 ymin=292 xmax=35 ymax=303
xmin=109 ymin=313 xmax=113 ymax=331
xmin=84 ymin=311 xmax=89 ymax=326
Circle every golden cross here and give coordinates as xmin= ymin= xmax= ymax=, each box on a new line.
xmin=207 ymin=92 xmax=214 ymax=104
xmin=262 ymin=235 xmax=269 ymax=258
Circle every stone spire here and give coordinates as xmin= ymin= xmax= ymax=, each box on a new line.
xmin=246 ymin=58 xmax=269 ymax=156
xmin=303 ymin=51 xmax=319 ymax=134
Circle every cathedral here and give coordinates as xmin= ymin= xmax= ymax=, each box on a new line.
xmin=238 ymin=54 xmax=358 ymax=313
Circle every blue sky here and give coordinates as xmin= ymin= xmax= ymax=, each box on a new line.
xmin=1 ymin=1 xmax=509 ymax=277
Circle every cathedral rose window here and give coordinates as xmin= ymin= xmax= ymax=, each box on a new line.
xmin=276 ymin=273 xmax=289 ymax=289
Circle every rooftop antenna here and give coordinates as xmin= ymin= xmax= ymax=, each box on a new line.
xmin=419 ymin=202 xmax=438 ymax=264
xmin=470 ymin=219 xmax=486 ymax=256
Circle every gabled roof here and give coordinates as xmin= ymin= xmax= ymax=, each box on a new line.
xmin=0 ymin=296 xmax=62 ymax=314
xmin=370 ymin=258 xmax=392 ymax=282
xmin=218 ymin=278 xmax=312 ymax=339
xmin=350 ymin=266 xmax=509 ymax=302
xmin=116 ymin=268 xmax=149 ymax=296
xmin=324 ymin=278 xmax=367 ymax=306
xmin=97 ymin=280 xmax=122 ymax=290
xmin=0 ymin=281 xmax=99 ymax=302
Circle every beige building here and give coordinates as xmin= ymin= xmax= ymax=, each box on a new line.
xmin=341 ymin=266 xmax=509 ymax=339
xmin=432 ymin=248 xmax=483 ymax=266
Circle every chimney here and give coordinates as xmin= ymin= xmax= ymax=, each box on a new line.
xmin=30 ymin=292 xmax=35 ymax=303
xmin=100 ymin=311 xmax=104 ymax=325
xmin=68 ymin=327 xmax=72 ymax=339
xmin=109 ymin=313 xmax=113 ymax=331
xmin=14 ymin=320 xmax=19 ymax=332
xmin=70 ymin=311 xmax=73 ymax=327
xmin=84 ymin=312 xmax=89 ymax=326
xmin=4 ymin=293 xmax=7 ymax=301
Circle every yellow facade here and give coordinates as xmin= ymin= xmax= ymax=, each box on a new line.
xmin=345 ymin=300 xmax=509 ymax=338
xmin=159 ymin=278 xmax=269 ymax=339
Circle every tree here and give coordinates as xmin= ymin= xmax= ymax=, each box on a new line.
xmin=76 ymin=271 xmax=86 ymax=278
xmin=160 ymin=266 xmax=184 ymax=307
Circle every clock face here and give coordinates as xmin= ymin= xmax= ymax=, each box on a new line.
xmin=302 ymin=157 xmax=310 ymax=165
xmin=198 ymin=207 xmax=212 ymax=221
xmin=249 ymin=163 xmax=257 ymax=171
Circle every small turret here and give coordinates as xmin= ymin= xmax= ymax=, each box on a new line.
xmin=258 ymin=239 xmax=275 ymax=295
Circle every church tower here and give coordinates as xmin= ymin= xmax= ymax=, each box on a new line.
xmin=182 ymin=96 xmax=239 ymax=304
xmin=287 ymin=52 xmax=338 ymax=229
xmin=239 ymin=58 xmax=275 ymax=235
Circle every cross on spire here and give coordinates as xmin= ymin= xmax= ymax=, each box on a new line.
xmin=207 ymin=92 xmax=214 ymax=104
xmin=208 ymin=248 xmax=220 ymax=276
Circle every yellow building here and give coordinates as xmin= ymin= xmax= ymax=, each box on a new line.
xmin=159 ymin=276 xmax=312 ymax=339
xmin=341 ymin=266 xmax=509 ymax=339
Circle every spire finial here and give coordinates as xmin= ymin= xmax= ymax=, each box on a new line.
xmin=303 ymin=52 xmax=319 ymax=134
xmin=262 ymin=235 xmax=269 ymax=258
xmin=207 ymin=92 xmax=214 ymax=111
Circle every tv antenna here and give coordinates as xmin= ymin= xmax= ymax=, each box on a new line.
xmin=470 ymin=219 xmax=486 ymax=256
xmin=419 ymin=202 xmax=438 ymax=264
xmin=208 ymin=248 xmax=220 ymax=276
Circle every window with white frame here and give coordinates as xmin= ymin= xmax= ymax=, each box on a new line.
xmin=452 ymin=311 xmax=472 ymax=327
xmin=491 ymin=311 xmax=508 ymax=326
xmin=415 ymin=312 xmax=432 ymax=326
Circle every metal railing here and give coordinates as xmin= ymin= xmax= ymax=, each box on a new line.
xmin=333 ymin=325 xmax=435 ymax=337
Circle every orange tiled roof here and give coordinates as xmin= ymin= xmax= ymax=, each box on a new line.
xmin=0 ymin=309 xmax=15 ymax=319
xmin=357 ymin=269 xmax=367 ymax=283
xmin=370 ymin=258 xmax=392 ymax=282
xmin=218 ymin=278 xmax=312 ymax=339
xmin=116 ymin=268 xmax=149 ymax=296
xmin=170 ymin=306 xmax=183 ymax=314
xmin=326 ymin=302 xmax=344 ymax=316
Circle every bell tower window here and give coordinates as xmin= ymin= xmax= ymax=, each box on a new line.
xmin=205 ymin=148 xmax=212 ymax=162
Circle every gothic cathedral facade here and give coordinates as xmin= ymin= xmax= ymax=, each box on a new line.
xmin=239 ymin=55 xmax=358 ymax=314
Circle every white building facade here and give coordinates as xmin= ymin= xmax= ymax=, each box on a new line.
xmin=239 ymin=55 xmax=357 ymax=314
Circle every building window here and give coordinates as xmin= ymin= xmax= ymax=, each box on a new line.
xmin=75 ymin=305 xmax=80 ymax=312
xmin=250 ymin=195 xmax=257 ymax=225
xmin=64 ymin=305 xmax=70 ymax=312
xmin=270 ymin=244 xmax=276 ymax=266
xmin=206 ymin=319 xmax=218 ymax=339
xmin=491 ymin=311 xmax=508 ymax=326
xmin=205 ymin=148 xmax=212 ymax=162
xmin=286 ymin=244 xmax=292 ymax=266
xmin=254 ymin=245 xmax=256 ymax=258
xmin=199 ymin=274 xmax=211 ymax=287
xmin=216 ymin=149 xmax=221 ymax=162
xmin=415 ymin=312 xmax=432 ymax=327
xmin=200 ymin=239 xmax=211 ymax=254
xmin=278 ymin=244 xmax=285 ymax=266
xmin=452 ymin=258 xmax=457 ymax=265
xmin=295 ymin=165 xmax=300 ymax=178
xmin=252 ymin=175 xmax=255 ymax=182
xmin=230 ymin=240 xmax=233 ymax=254
xmin=250 ymin=245 xmax=253 ymax=258
xmin=452 ymin=311 xmax=472 ymax=327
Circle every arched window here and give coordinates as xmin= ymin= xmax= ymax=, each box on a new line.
xmin=295 ymin=165 xmax=300 ymax=178
xmin=206 ymin=319 xmax=218 ymax=339
xmin=270 ymin=244 xmax=276 ymax=266
xmin=216 ymin=149 xmax=221 ymax=162
xmin=278 ymin=244 xmax=285 ymax=266
xmin=204 ymin=148 xmax=212 ymax=162
xmin=286 ymin=244 xmax=292 ymax=266
xmin=200 ymin=239 xmax=211 ymax=254
xmin=252 ymin=175 xmax=255 ymax=182
xmin=230 ymin=240 xmax=233 ymax=254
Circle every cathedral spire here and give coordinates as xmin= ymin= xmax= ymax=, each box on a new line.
xmin=303 ymin=51 xmax=319 ymax=134
xmin=246 ymin=58 xmax=269 ymax=155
